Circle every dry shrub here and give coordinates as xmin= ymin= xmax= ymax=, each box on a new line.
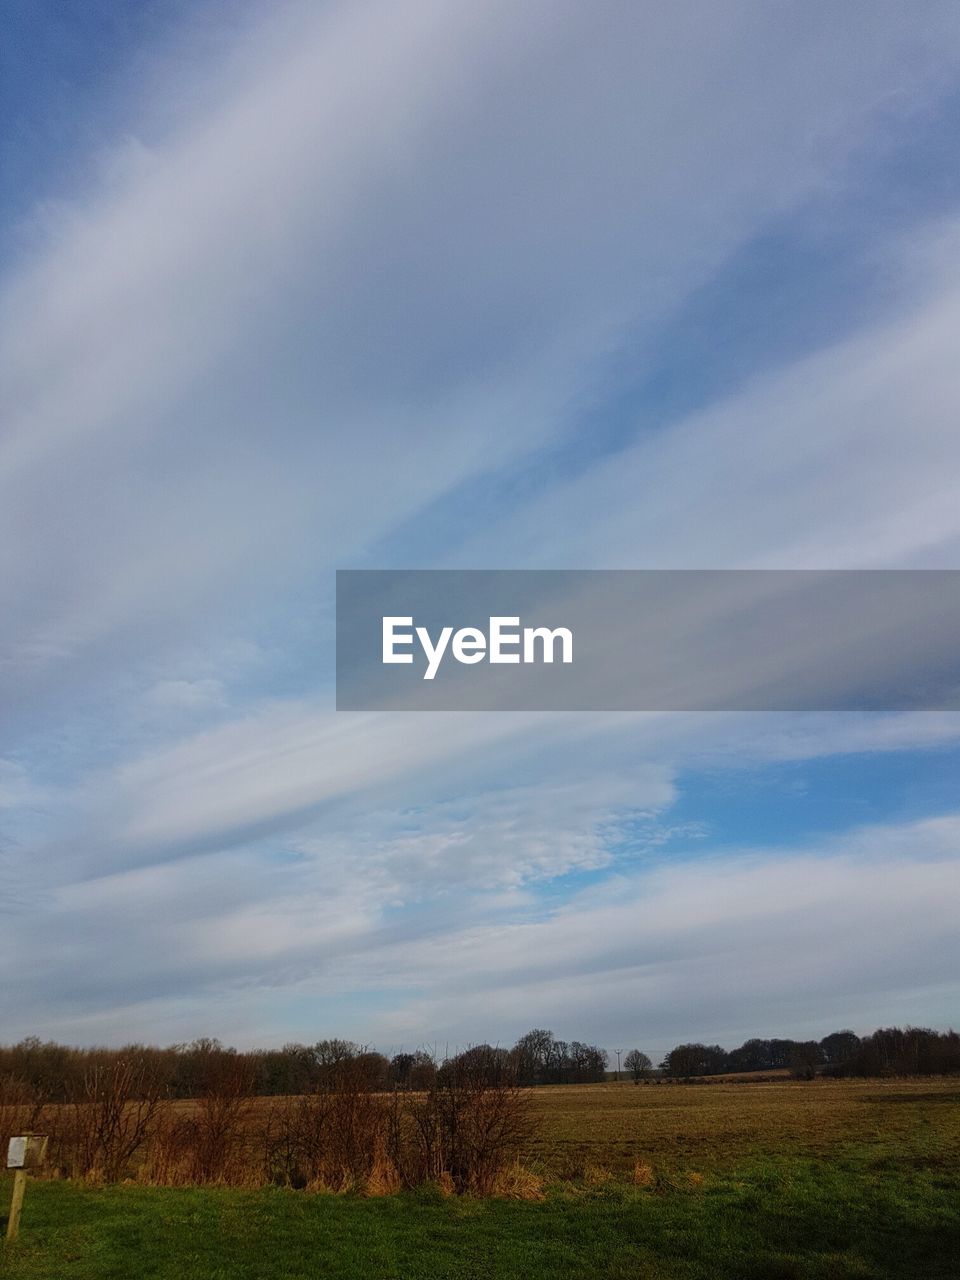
xmin=387 ymin=1047 xmax=535 ymax=1195
xmin=633 ymin=1159 xmax=656 ymax=1187
xmin=492 ymin=1160 xmax=545 ymax=1200
xmin=262 ymin=1095 xmax=322 ymax=1188
xmin=277 ymin=1094 xmax=326 ymax=1184
xmin=178 ymin=1050 xmax=257 ymax=1185
xmin=68 ymin=1054 xmax=168 ymax=1181
xmin=321 ymin=1059 xmax=389 ymax=1188
xmin=138 ymin=1047 xmax=260 ymax=1186
xmin=386 ymin=1090 xmax=445 ymax=1187
xmin=16 ymin=1044 xmax=538 ymax=1198
xmin=583 ymin=1162 xmax=614 ymax=1186
xmin=139 ymin=1111 xmax=192 ymax=1185
xmin=265 ymin=1057 xmax=390 ymax=1191
xmin=364 ymin=1154 xmax=402 ymax=1197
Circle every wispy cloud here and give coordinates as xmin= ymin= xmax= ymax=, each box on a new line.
xmin=3 ymin=0 xmax=960 ymax=1045
xmin=7 ymin=812 xmax=960 ymax=1050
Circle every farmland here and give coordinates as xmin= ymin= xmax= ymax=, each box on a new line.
xmin=525 ymin=1076 xmax=960 ymax=1175
xmin=3 ymin=1077 xmax=959 ymax=1278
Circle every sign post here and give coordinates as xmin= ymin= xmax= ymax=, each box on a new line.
xmin=5 ymin=1135 xmax=47 ymax=1245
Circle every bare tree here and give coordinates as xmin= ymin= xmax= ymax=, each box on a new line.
xmin=623 ymin=1049 xmax=652 ymax=1083
xmin=69 ymin=1052 xmax=169 ymax=1180
xmin=511 ymin=1029 xmax=554 ymax=1085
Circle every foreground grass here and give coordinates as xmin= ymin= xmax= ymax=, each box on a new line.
xmin=3 ymin=1153 xmax=959 ymax=1280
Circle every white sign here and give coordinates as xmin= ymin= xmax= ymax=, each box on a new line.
xmin=7 ymin=1137 xmax=26 ymax=1169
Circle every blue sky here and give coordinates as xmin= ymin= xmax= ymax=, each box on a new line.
xmin=2 ymin=0 xmax=960 ymax=1056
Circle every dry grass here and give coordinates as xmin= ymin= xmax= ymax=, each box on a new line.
xmin=632 ymin=1159 xmax=656 ymax=1186
xmin=491 ymin=1160 xmax=546 ymax=1200
xmin=523 ymin=1076 xmax=960 ymax=1176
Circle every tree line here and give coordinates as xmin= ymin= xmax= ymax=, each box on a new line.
xmin=658 ymin=1027 xmax=960 ymax=1079
xmin=0 ymin=1031 xmax=609 ymax=1103
xmin=0 ymin=1024 xmax=957 ymax=1102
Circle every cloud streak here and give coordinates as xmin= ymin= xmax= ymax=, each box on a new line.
xmin=3 ymin=0 xmax=960 ymax=1045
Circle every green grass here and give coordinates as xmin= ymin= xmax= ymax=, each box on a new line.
xmin=4 ymin=1081 xmax=959 ymax=1278
xmin=3 ymin=1151 xmax=959 ymax=1280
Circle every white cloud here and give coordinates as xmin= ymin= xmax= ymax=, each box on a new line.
xmin=141 ymin=678 xmax=226 ymax=713
xmin=6 ymin=813 xmax=958 ymax=1048
xmin=5 ymin=0 xmax=960 ymax=710
xmin=327 ymin=829 xmax=960 ymax=1049
xmin=463 ymin=236 xmax=960 ymax=572
xmin=4 ymin=0 xmax=960 ymax=1042
xmin=0 ymin=759 xmax=44 ymax=811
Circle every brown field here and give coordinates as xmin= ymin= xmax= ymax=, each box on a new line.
xmin=523 ymin=1076 xmax=960 ymax=1176
xmin=158 ymin=1074 xmax=960 ymax=1180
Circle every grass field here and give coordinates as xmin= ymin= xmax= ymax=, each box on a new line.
xmin=3 ymin=1078 xmax=959 ymax=1279
xmin=525 ymin=1076 xmax=960 ymax=1175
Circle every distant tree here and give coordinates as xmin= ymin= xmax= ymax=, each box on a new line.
xmin=726 ymin=1038 xmax=773 ymax=1072
xmin=819 ymin=1031 xmax=860 ymax=1068
xmin=512 ymin=1029 xmax=554 ymax=1085
xmin=390 ymin=1051 xmax=438 ymax=1089
xmin=7 ymin=1036 xmax=77 ymax=1103
xmin=766 ymin=1039 xmax=800 ymax=1070
xmin=547 ymin=1038 xmax=571 ymax=1084
xmin=623 ymin=1049 xmax=652 ymax=1083
xmin=844 ymin=1027 xmax=960 ymax=1077
xmin=789 ymin=1041 xmax=824 ymax=1080
xmin=408 ymin=1050 xmax=438 ymax=1090
xmin=725 ymin=1037 xmax=821 ymax=1074
xmin=661 ymin=1043 xmax=728 ymax=1078
xmin=390 ymin=1053 xmax=416 ymax=1087
xmin=356 ymin=1051 xmax=390 ymax=1090
xmin=313 ymin=1039 xmax=360 ymax=1070
xmin=255 ymin=1043 xmax=316 ymax=1095
xmin=0 ymin=1022 xmax=952 ymax=1111
xmin=441 ymin=1045 xmax=512 ymax=1087
xmin=569 ymin=1042 xmax=608 ymax=1083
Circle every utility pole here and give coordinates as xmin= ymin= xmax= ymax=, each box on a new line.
xmin=615 ymin=1049 xmax=622 ymax=1081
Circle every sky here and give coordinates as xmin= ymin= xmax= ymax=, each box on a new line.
xmin=2 ymin=0 xmax=960 ymax=1061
